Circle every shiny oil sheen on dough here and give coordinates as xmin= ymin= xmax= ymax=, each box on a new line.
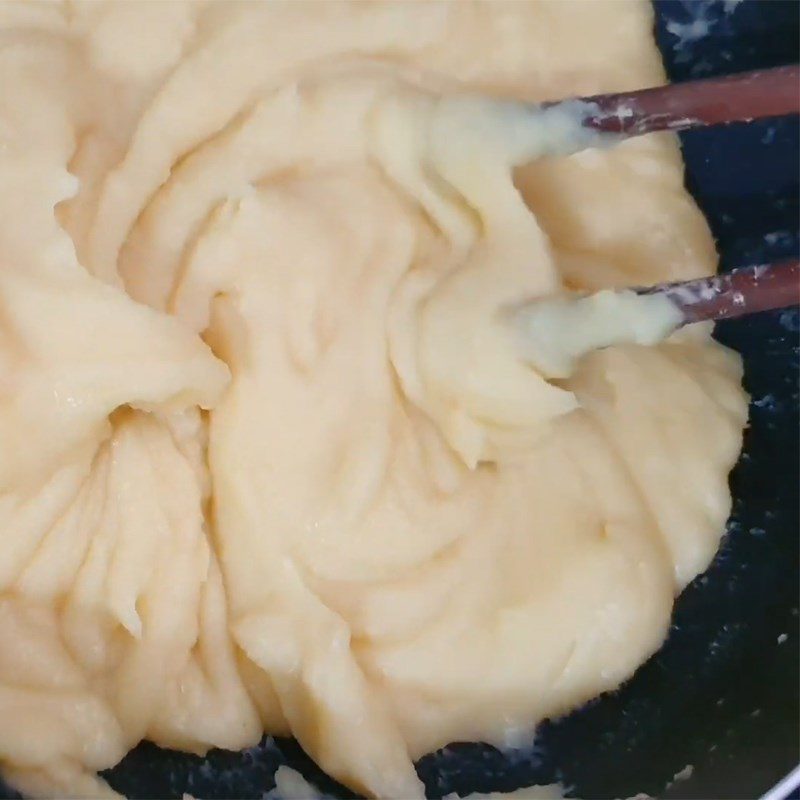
xmin=0 ymin=2 xmax=747 ymax=798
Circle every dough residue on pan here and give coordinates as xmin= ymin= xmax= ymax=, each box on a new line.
xmin=0 ymin=1 xmax=747 ymax=798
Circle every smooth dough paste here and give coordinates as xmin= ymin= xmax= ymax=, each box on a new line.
xmin=0 ymin=1 xmax=748 ymax=798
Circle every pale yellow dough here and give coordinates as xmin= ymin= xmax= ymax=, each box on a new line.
xmin=0 ymin=2 xmax=748 ymax=798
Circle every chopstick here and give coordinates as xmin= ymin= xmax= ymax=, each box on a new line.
xmin=639 ymin=258 xmax=800 ymax=325
xmin=546 ymin=65 xmax=800 ymax=323
xmin=512 ymin=69 xmax=798 ymax=375
xmin=511 ymin=259 xmax=798 ymax=379
xmin=548 ymin=64 xmax=800 ymax=137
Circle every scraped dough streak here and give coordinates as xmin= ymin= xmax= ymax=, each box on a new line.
xmin=0 ymin=2 xmax=747 ymax=798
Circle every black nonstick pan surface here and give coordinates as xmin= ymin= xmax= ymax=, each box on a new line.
xmin=1 ymin=1 xmax=797 ymax=798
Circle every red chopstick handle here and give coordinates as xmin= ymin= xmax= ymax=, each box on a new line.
xmin=581 ymin=64 xmax=800 ymax=136
xmin=641 ymin=258 xmax=800 ymax=324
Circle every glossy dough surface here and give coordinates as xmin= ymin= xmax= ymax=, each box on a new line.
xmin=0 ymin=2 xmax=747 ymax=797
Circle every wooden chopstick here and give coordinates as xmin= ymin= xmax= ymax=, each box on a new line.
xmin=557 ymin=67 xmax=799 ymax=322
xmin=639 ymin=258 xmax=800 ymax=325
xmin=558 ymin=64 xmax=800 ymax=137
